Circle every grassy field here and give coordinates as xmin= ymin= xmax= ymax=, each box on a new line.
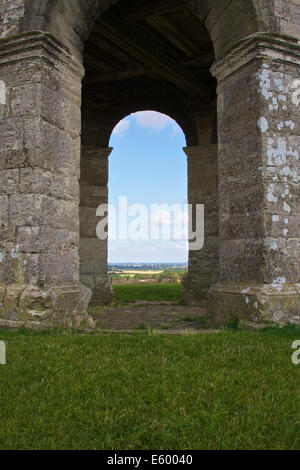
xmin=0 ymin=326 xmax=299 ymax=450
xmin=113 ymin=282 xmax=182 ymax=302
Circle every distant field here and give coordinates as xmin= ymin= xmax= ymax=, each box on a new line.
xmin=113 ymin=282 xmax=182 ymax=302
xmin=116 ymin=270 xmax=163 ymax=275
xmin=110 ymin=268 xmax=186 ymax=286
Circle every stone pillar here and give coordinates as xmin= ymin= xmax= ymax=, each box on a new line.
xmin=209 ymin=33 xmax=300 ymax=327
xmin=182 ymin=144 xmax=219 ymax=303
xmin=80 ymin=147 xmax=115 ymax=303
xmin=0 ymin=32 xmax=93 ymax=329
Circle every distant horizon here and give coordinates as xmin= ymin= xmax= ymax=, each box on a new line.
xmin=108 ymin=259 xmax=188 ymax=264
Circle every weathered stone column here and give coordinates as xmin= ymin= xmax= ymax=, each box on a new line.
xmin=209 ymin=33 xmax=300 ymax=327
xmin=80 ymin=147 xmax=115 ymax=303
xmin=0 ymin=32 xmax=93 ymax=329
xmin=182 ymin=143 xmax=219 ymax=303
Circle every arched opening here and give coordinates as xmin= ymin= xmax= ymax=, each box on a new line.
xmin=108 ymin=110 xmax=188 ymax=278
xmin=79 ymin=0 xmax=219 ymax=305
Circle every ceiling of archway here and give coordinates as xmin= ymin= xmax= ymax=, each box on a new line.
xmin=83 ymin=0 xmax=215 ymax=101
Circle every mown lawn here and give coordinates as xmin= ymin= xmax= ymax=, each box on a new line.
xmin=113 ymin=282 xmax=182 ymax=302
xmin=0 ymin=327 xmax=299 ymax=450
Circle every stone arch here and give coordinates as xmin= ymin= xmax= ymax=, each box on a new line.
xmin=78 ymin=0 xmax=220 ymax=304
xmin=2 ymin=2 xmax=299 ymax=55
xmin=80 ymin=107 xmax=190 ymax=303
xmin=82 ymin=97 xmax=200 ymax=151
xmin=18 ymin=0 xmax=263 ymax=60
xmin=0 ymin=0 xmax=299 ymax=329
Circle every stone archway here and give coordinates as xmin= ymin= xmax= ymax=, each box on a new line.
xmin=15 ymin=0 xmax=269 ymax=60
xmin=79 ymin=2 xmax=219 ymax=305
xmin=0 ymin=0 xmax=299 ymax=329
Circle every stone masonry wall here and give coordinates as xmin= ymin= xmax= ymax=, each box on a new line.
xmin=0 ymin=0 xmax=25 ymax=37
xmin=275 ymin=0 xmax=300 ymax=38
xmin=209 ymin=33 xmax=300 ymax=327
xmin=182 ymin=110 xmax=219 ymax=303
xmin=80 ymin=146 xmax=114 ymax=303
xmin=0 ymin=32 xmax=93 ymax=328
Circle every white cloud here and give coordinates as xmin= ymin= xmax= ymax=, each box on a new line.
xmin=112 ymin=118 xmax=130 ymax=138
xmin=133 ymin=111 xmax=180 ymax=136
xmin=111 ymin=111 xmax=181 ymax=139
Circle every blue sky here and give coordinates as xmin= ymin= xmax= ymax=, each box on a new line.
xmin=108 ymin=111 xmax=188 ymax=263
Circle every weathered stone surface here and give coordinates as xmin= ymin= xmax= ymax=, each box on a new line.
xmin=93 ymin=275 xmax=115 ymax=304
xmin=80 ymin=238 xmax=107 ymax=274
xmin=77 ymin=283 xmax=93 ymax=314
xmin=73 ymin=314 xmax=96 ymax=330
xmin=2 ymin=285 xmax=25 ymax=320
xmin=208 ymin=33 xmax=300 ymax=326
xmin=182 ymin=140 xmax=219 ymax=303
xmin=3 ymin=0 xmax=298 ymax=60
xmin=79 ymin=147 xmax=112 ymax=302
xmin=0 ymin=196 xmax=9 ymax=229
xmin=0 ymin=281 xmax=93 ymax=326
xmin=39 ymin=249 xmax=80 ymax=285
xmin=208 ymin=282 xmax=300 ymax=327
xmin=81 ymin=274 xmax=115 ymax=304
xmin=10 ymin=194 xmax=79 ymax=230
xmin=19 ymin=286 xmax=53 ymax=321
xmin=0 ymin=32 xmax=85 ymax=328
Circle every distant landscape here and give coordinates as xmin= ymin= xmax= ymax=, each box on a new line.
xmin=109 ymin=263 xmax=187 ymax=285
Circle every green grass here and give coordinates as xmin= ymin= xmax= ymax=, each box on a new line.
xmin=0 ymin=327 xmax=299 ymax=450
xmin=113 ymin=282 xmax=182 ymax=302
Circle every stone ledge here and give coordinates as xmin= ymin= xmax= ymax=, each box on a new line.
xmin=208 ymin=281 xmax=300 ymax=327
xmin=0 ymin=314 xmax=95 ymax=330
xmin=0 ymin=31 xmax=84 ymax=79
xmin=0 ymin=282 xmax=93 ymax=329
xmin=211 ymin=32 xmax=300 ymax=83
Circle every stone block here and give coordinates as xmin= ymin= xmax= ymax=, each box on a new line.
xmin=0 ymin=150 xmax=26 ymax=170
xmin=10 ymin=194 xmax=79 ymax=230
xmin=208 ymin=282 xmax=300 ymax=327
xmin=0 ymin=169 xmax=19 ymax=194
xmin=16 ymin=226 xmax=78 ymax=253
xmin=92 ymin=275 xmax=115 ymax=304
xmin=0 ymin=117 xmax=24 ymax=153
xmin=20 ymin=168 xmax=79 ymax=200
xmin=18 ymin=286 xmax=53 ymax=321
xmin=80 ymin=184 xmax=108 ymax=208
xmin=80 ymin=206 xmax=102 ymax=238
xmin=79 ymin=237 xmax=107 ymax=275
xmin=39 ymin=249 xmax=79 ymax=285
xmin=0 ymin=195 xmax=9 ymax=228
xmin=24 ymin=117 xmax=80 ymax=177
